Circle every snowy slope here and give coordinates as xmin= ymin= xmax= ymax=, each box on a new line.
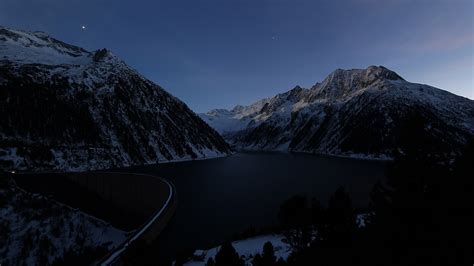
xmin=198 ymin=108 xmax=254 ymax=134
xmin=180 ymin=213 xmax=372 ymax=266
xmin=199 ymin=86 xmax=307 ymax=136
xmin=0 ymin=180 xmax=127 ymax=265
xmin=0 ymin=27 xmax=90 ymax=65
xmin=0 ymin=26 xmax=231 ymax=171
xmin=183 ymin=234 xmax=291 ymax=266
xmin=201 ymin=66 xmax=474 ymax=159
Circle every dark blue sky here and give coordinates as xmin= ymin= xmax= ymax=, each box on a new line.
xmin=1 ymin=0 xmax=472 ymax=112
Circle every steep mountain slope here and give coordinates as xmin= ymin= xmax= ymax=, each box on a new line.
xmin=199 ymin=86 xmax=307 ymax=137
xmin=0 ymin=26 xmax=231 ymax=171
xmin=201 ymin=66 xmax=474 ymax=159
xmin=198 ymin=98 xmax=271 ymax=135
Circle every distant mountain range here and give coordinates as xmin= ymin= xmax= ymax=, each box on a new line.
xmin=200 ymin=66 xmax=474 ymax=160
xmin=1 ymin=26 xmax=471 ymax=171
xmin=0 ymin=26 xmax=231 ymax=171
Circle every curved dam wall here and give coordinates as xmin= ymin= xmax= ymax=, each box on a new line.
xmin=65 ymin=172 xmax=173 ymax=225
xmin=13 ymin=171 xmax=177 ymax=264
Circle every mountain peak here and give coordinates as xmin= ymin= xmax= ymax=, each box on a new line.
xmin=231 ymin=105 xmax=245 ymax=113
xmin=276 ymin=85 xmax=307 ymax=102
xmin=326 ymin=66 xmax=404 ymax=83
xmin=0 ymin=26 xmax=232 ymax=171
xmin=0 ymin=25 xmax=90 ymax=65
xmin=292 ymin=85 xmax=303 ymax=90
xmin=308 ymin=66 xmax=406 ymax=100
xmin=93 ymin=48 xmax=112 ymax=62
xmin=365 ymin=65 xmax=405 ymax=81
xmin=201 ymin=64 xmax=474 ymax=159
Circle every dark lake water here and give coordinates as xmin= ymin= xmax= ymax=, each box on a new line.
xmin=126 ymin=152 xmax=388 ymax=263
xmin=13 ymin=152 xmax=387 ymax=264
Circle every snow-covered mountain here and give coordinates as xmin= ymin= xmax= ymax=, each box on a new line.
xmin=200 ymin=66 xmax=474 ymax=159
xmin=0 ymin=26 xmax=231 ymax=171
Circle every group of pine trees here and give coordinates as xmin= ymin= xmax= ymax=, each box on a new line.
xmin=200 ymin=139 xmax=473 ymax=266
xmin=287 ymin=140 xmax=473 ymax=265
xmin=204 ymin=240 xmax=286 ymax=266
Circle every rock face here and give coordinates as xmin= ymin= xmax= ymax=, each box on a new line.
xmin=0 ymin=26 xmax=231 ymax=171
xmin=201 ymin=66 xmax=474 ymax=160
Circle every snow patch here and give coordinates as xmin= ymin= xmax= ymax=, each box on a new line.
xmin=182 ymin=234 xmax=292 ymax=266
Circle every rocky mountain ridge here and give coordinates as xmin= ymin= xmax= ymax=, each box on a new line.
xmin=0 ymin=26 xmax=231 ymax=171
xmin=200 ymin=66 xmax=474 ymax=160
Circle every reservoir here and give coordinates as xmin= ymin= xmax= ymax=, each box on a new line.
xmin=15 ymin=152 xmax=388 ymax=264
xmin=129 ymin=152 xmax=387 ymax=264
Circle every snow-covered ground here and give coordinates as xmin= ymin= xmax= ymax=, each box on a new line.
xmin=181 ymin=213 xmax=371 ymax=266
xmin=356 ymin=213 xmax=371 ymax=228
xmin=0 ymin=180 xmax=127 ymax=265
xmin=182 ymin=234 xmax=292 ymax=266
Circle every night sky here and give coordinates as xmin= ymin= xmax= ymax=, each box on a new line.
xmin=1 ymin=0 xmax=472 ymax=112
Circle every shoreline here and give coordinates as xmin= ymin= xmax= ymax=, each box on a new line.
xmin=4 ymin=151 xmax=235 ymax=174
xmin=232 ymin=148 xmax=393 ymax=162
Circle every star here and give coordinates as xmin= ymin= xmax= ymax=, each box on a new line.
xmin=81 ymin=25 xmax=87 ymax=30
